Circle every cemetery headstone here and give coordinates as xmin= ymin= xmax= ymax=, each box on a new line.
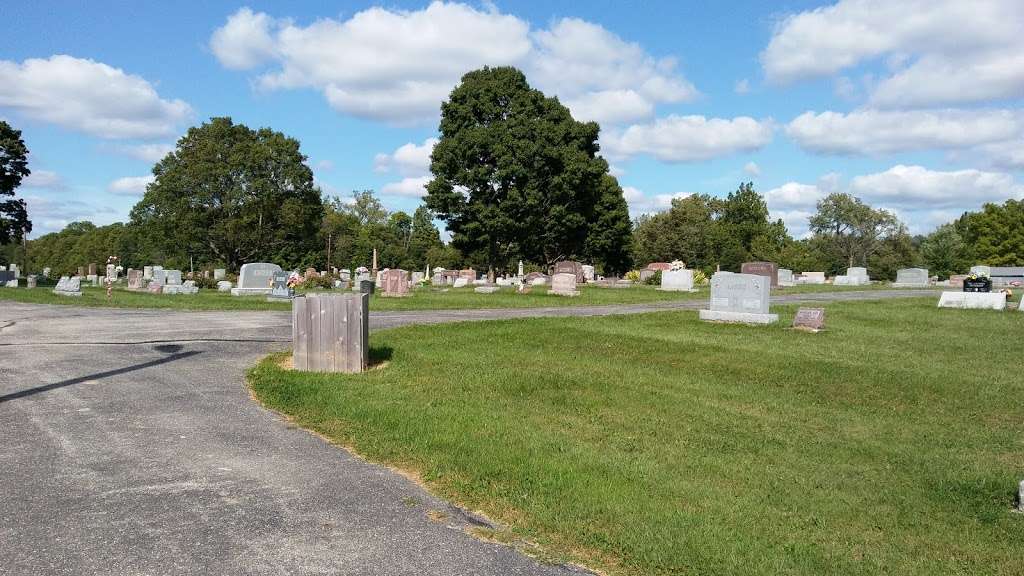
xmin=847 ymin=267 xmax=870 ymax=285
xmin=165 ymin=270 xmax=182 ymax=285
xmin=78 ymin=266 xmax=85 ymax=277
xmin=217 ymin=280 xmax=233 ymax=292
xmin=231 ymin=262 xmax=282 ymax=296
xmin=381 ymin=269 xmax=410 ymax=297
xmin=358 ymin=279 xmax=375 ymax=295
xmin=127 ymin=269 xmax=144 ymax=290
xmin=549 ymin=272 xmax=580 ymax=296
xmin=949 ymin=274 xmax=967 ymax=288
xmin=777 ymin=268 xmax=795 ymax=287
xmin=699 ymin=272 xmax=778 ymax=324
xmin=42 ymin=267 xmax=50 ymax=278
xmin=645 ymin=262 xmax=673 ymax=271
xmin=792 ymin=307 xmax=825 ymax=331
xmin=431 ymin=273 xmax=445 ymax=287
xmin=938 ymin=291 xmax=1006 ymax=310
xmin=970 ymin=265 xmax=991 ymax=277
xmin=143 ymin=266 xmax=154 ymax=280
xmin=799 ymin=272 xmax=826 ymax=284
xmin=474 ymin=286 xmax=500 ymax=294
xmin=554 ymin=261 xmax=585 ymax=283
xmin=963 ymin=275 xmax=992 ymax=292
xmin=411 ymin=271 xmax=424 ymax=284
xmin=893 ymin=267 xmax=929 ymax=287
xmin=740 ymin=261 xmax=779 ymax=288
xmin=0 ymin=271 xmax=15 ymax=287
xmin=659 ymin=269 xmax=695 ymax=292
xmin=453 ymin=277 xmax=469 ymax=288
xmin=26 ymin=275 xmax=36 ymax=289
xmin=582 ymin=265 xmax=595 ymax=283
xmin=52 ymin=276 xmax=82 ymax=297
xmin=88 ymin=263 xmax=97 ymax=276
xmin=214 ymin=268 xmax=226 ymax=280
xmin=268 ymin=272 xmax=294 ymax=300
xmin=989 ymin=266 xmax=1024 ymax=288
xmin=292 ymin=293 xmax=369 ymax=373
xmin=460 ymin=268 xmax=477 ymax=281
xmin=180 ymin=280 xmax=199 ymax=295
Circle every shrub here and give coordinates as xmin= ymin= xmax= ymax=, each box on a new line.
xmin=192 ymin=276 xmax=219 ymax=290
xmin=692 ymin=270 xmax=708 ymax=285
xmin=643 ymin=270 xmax=662 ymax=285
xmin=625 ymin=270 xmax=640 ymax=282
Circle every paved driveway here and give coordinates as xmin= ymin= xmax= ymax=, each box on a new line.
xmin=0 ymin=290 xmax=936 ymax=575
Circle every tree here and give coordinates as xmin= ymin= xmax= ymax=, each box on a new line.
xmin=408 ymin=206 xmax=445 ymax=269
xmin=129 ymin=117 xmax=323 ymax=270
xmin=808 ymin=193 xmax=902 ymax=271
xmin=920 ymin=223 xmax=969 ymax=279
xmin=0 ymin=121 xmax=32 ymax=246
xmin=425 ymin=66 xmax=629 ymax=275
xmin=958 ymin=199 xmax=1024 ymax=266
xmin=584 ymin=175 xmax=634 ymax=275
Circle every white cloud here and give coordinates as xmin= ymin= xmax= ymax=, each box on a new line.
xmin=765 ymin=181 xmax=823 ymax=210
xmin=734 ymin=79 xmax=750 ymax=94
xmin=849 ymin=164 xmax=1024 ymax=209
xmin=114 ymin=142 xmax=175 ymax=163
xmin=529 ymin=18 xmax=696 ymax=124
xmin=374 ymin=138 xmax=437 ymax=176
xmin=107 ymin=175 xmax=154 ymax=196
xmin=761 ymin=0 xmax=1024 ymax=107
xmin=316 ymin=159 xmax=335 ymax=171
xmin=24 ymin=195 xmax=121 ymax=237
xmin=209 ymin=7 xmax=278 ymax=70
xmin=743 ymin=162 xmax=761 ymax=177
xmin=602 ymin=115 xmax=774 ymax=162
xmin=622 ymin=185 xmax=692 ymax=215
xmin=381 ymin=176 xmax=430 ymax=197
xmin=981 ymin=141 xmax=1024 ymax=170
xmin=22 ymin=169 xmax=62 ymax=189
xmin=764 ymin=165 xmax=1024 ymax=236
xmin=787 ymin=109 xmax=1024 ymax=155
xmin=0 ymin=55 xmax=191 ymax=139
xmin=210 ymin=4 xmax=695 ymax=125
xmin=608 ymin=164 xmax=626 ymax=178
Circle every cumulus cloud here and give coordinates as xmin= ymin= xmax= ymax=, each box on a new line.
xmin=210 ymin=4 xmax=695 ymax=125
xmin=381 ymin=176 xmax=431 ymax=198
xmin=22 ymin=169 xmax=62 ymax=189
xmin=761 ymin=0 xmax=1024 ymax=107
xmin=734 ymin=79 xmax=750 ymax=94
xmin=621 ymin=186 xmax=692 ymax=215
xmin=849 ymin=164 xmax=1024 ymax=209
xmin=743 ymin=162 xmax=761 ymax=177
xmin=112 ymin=142 xmax=176 ymax=163
xmin=374 ymin=138 xmax=437 ymax=176
xmin=0 ymin=55 xmax=191 ymax=139
xmin=107 ymin=175 xmax=154 ymax=196
xmin=786 ymin=108 xmax=1024 ymax=155
xmin=764 ymin=165 xmax=1024 ymax=236
xmin=24 ymin=195 xmax=121 ymax=237
xmin=602 ymin=115 xmax=774 ymax=162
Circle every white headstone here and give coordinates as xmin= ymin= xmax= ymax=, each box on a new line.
xmin=214 ymin=268 xmax=226 ymax=280
xmin=165 ymin=270 xmax=182 ymax=285
xmin=453 ymin=278 xmax=469 ymax=288
xmin=582 ymin=265 xmax=595 ymax=283
xmin=893 ymin=267 xmax=929 ymax=287
xmin=217 ymin=280 xmax=233 ymax=292
xmin=970 ymin=265 xmax=991 ymax=277
xmin=699 ymin=272 xmax=777 ymax=324
xmin=232 ymin=262 xmax=282 ymax=296
xmin=52 ymin=276 xmax=82 ymax=297
xmin=937 ymin=291 xmax=1006 ymax=310
xmin=798 ymin=272 xmax=826 ymax=285
xmin=549 ymin=273 xmax=579 ymax=296
xmin=777 ymin=269 xmax=795 ymax=287
xmin=659 ymin=269 xmax=695 ymax=292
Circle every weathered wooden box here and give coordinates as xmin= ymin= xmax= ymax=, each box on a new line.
xmin=292 ymin=293 xmax=369 ymax=373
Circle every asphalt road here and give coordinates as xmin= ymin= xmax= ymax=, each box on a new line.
xmin=0 ymin=289 xmax=937 ymax=575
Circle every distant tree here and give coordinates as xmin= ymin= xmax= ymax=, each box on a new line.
xmin=958 ymin=199 xmax=1024 ymax=266
xmin=129 ymin=117 xmax=323 ymax=270
xmin=0 ymin=120 xmax=32 ymax=246
xmin=920 ymin=223 xmax=969 ymax=278
xmin=408 ymin=206 xmax=445 ymax=269
xmin=808 ymin=193 xmax=902 ymax=270
xmin=343 ymin=190 xmax=389 ymax=227
xmin=426 ymin=66 xmax=628 ymax=275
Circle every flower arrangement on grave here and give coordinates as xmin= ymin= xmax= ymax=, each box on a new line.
xmin=669 ymin=260 xmax=686 ymax=271
xmin=625 ymin=270 xmax=640 ymax=282
xmin=287 ymin=271 xmax=303 ymax=288
xmin=104 ymin=255 xmax=119 ymax=299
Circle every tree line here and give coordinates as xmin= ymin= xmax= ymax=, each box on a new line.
xmin=2 ymin=66 xmax=1022 ymax=279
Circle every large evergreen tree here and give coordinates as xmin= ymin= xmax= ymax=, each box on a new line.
xmin=129 ymin=117 xmax=323 ymax=270
xmin=425 ymin=66 xmax=631 ymax=275
xmin=0 ymin=120 xmax=32 ymax=246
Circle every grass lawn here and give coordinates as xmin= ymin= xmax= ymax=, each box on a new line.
xmin=249 ymin=298 xmax=1023 ymax=576
xmin=0 ymin=281 xmax=909 ymax=312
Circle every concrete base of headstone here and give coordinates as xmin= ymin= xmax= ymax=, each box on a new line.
xmin=549 ymin=289 xmax=580 ymax=296
xmin=699 ymin=310 xmax=779 ymax=324
xmin=217 ymin=281 xmax=233 ymax=292
xmin=474 ymin=286 xmax=500 ymax=294
xmin=453 ymin=278 xmax=469 ymax=288
xmin=4 ymin=279 xmax=17 ymax=288
xmin=892 ymin=283 xmax=929 ymax=288
xmin=937 ymin=291 xmax=1006 ymax=310
xmin=230 ymin=287 xmax=272 ymax=296
xmin=293 ymin=293 xmax=369 ymax=373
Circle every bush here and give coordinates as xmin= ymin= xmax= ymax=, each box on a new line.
xmin=643 ymin=270 xmax=662 ymax=286
xmin=297 ymin=274 xmax=335 ymax=290
xmin=192 ymin=276 xmax=219 ymax=290
xmin=625 ymin=270 xmax=641 ymax=282
xmin=692 ymin=270 xmax=708 ymax=285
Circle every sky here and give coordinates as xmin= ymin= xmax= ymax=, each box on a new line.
xmin=2 ymin=0 xmax=1023 ymax=239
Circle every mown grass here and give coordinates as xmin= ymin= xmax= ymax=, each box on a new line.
xmin=248 ymin=298 xmax=1024 ymax=576
xmin=0 ymin=282 xmax=905 ymax=312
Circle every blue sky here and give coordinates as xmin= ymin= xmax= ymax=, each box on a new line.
xmin=3 ymin=0 xmax=1022 ymax=238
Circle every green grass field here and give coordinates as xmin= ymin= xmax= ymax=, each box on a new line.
xmin=248 ymin=298 xmax=1024 ymax=576
xmin=0 ymin=281 xmax=907 ymax=312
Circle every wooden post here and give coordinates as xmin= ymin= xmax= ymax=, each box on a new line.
xmin=293 ymin=293 xmax=369 ymax=372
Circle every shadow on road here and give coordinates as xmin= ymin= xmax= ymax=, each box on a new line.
xmin=0 ymin=348 xmax=202 ymax=403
